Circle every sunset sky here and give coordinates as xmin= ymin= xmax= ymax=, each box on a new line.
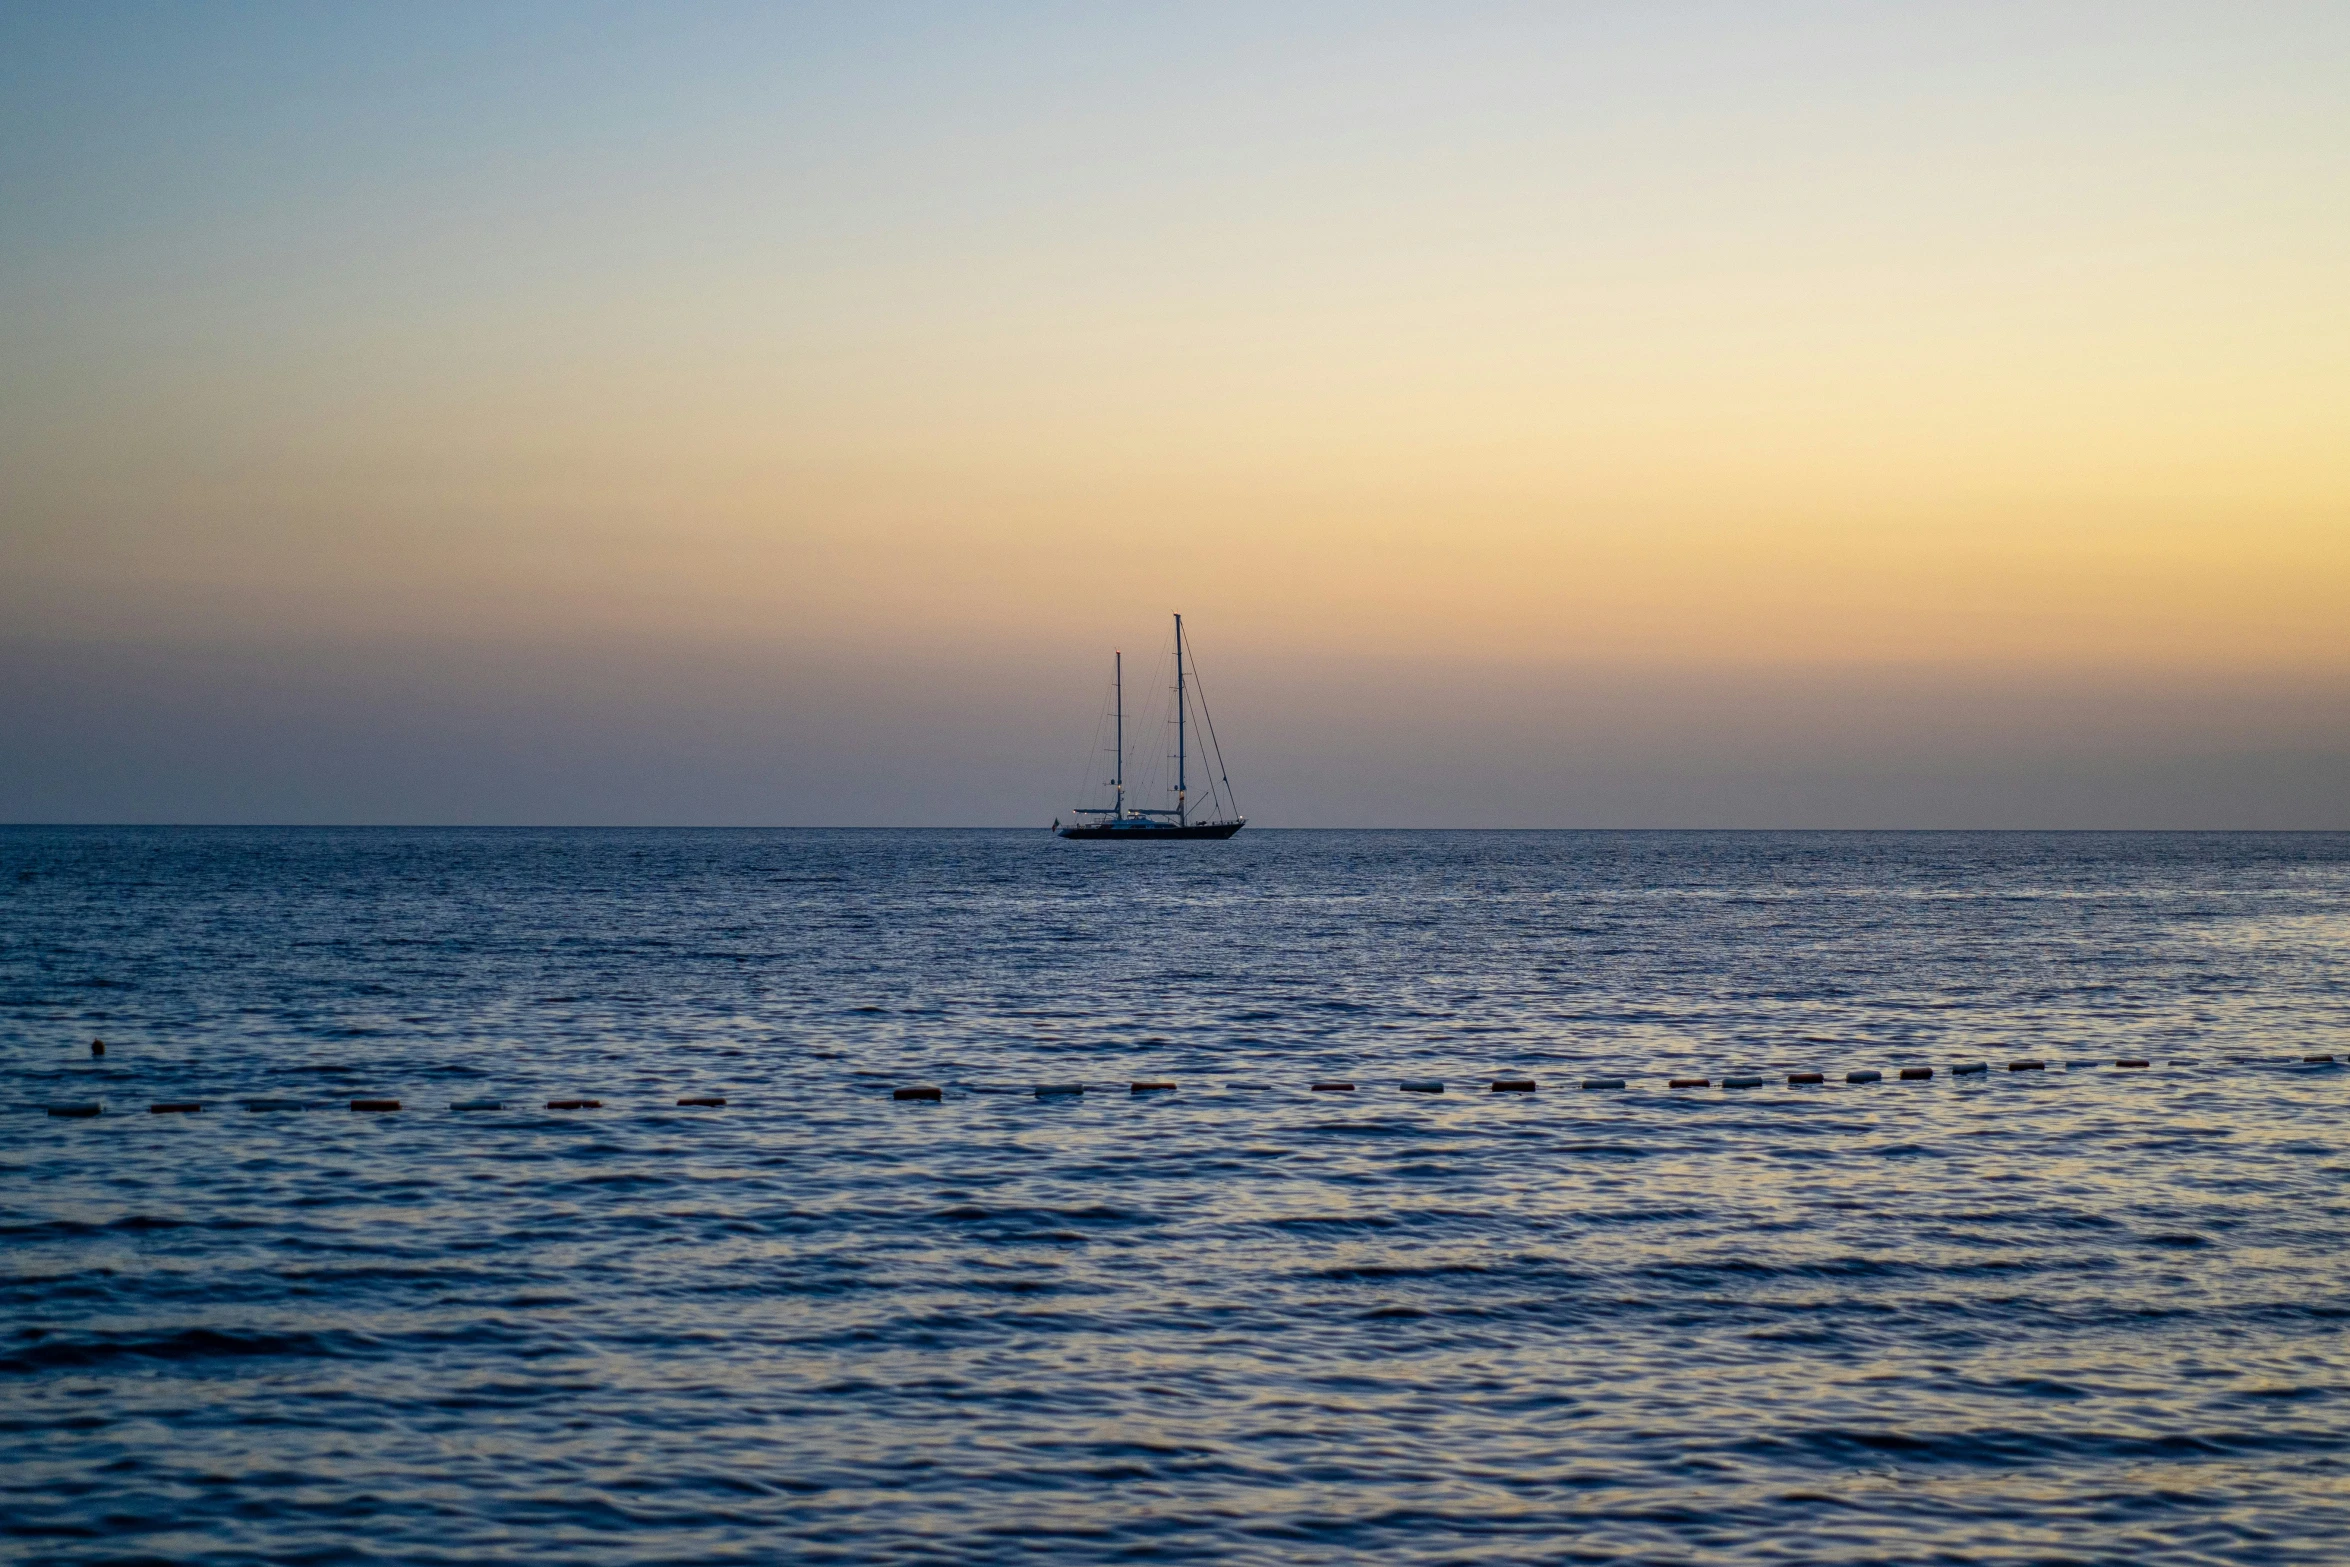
xmin=4 ymin=2 xmax=2345 ymax=825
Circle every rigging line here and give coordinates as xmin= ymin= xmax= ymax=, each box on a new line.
xmin=1131 ymin=649 xmax=1176 ymax=806
xmin=1071 ymin=667 xmax=1115 ymax=812
xmin=1190 ymin=675 xmax=1225 ymax=820
xmin=1183 ymin=637 xmax=1219 ymax=817
xmin=1184 ymin=653 xmax=1222 ymax=822
xmin=1185 ymin=633 xmax=1240 ymax=819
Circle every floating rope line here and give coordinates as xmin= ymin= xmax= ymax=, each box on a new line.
xmin=23 ymin=1057 xmax=2341 ymax=1123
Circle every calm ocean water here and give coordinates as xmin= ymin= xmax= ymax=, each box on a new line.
xmin=5 ymin=827 xmax=2349 ymax=1564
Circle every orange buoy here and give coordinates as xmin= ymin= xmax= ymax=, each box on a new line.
xmin=350 ymin=1099 xmax=400 ymax=1112
xmin=48 ymin=1103 xmax=101 ymax=1118
xmin=1787 ymin=1072 xmax=1824 ymax=1085
xmin=677 ymin=1096 xmax=726 ymax=1107
xmin=148 ymin=1102 xmax=202 ymax=1114
xmin=894 ymin=1086 xmax=942 ymax=1101
xmin=1490 ymin=1079 xmax=1536 ymax=1092
xmin=2116 ymin=1059 xmax=2150 ymax=1068
xmin=1669 ymin=1078 xmax=1708 ymax=1088
xmin=1311 ymin=1082 xmax=1355 ymax=1091
xmin=2009 ymin=1061 xmax=2046 ymax=1072
xmin=1899 ymin=1067 xmax=1933 ymax=1081
xmin=546 ymin=1098 xmax=602 ymax=1110
xmin=1130 ymin=1081 xmax=1176 ymax=1093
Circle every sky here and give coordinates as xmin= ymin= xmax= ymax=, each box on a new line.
xmin=3 ymin=1 xmax=2345 ymax=826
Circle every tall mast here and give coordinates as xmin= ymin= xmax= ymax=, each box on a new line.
xmin=1174 ymin=613 xmax=1187 ymax=825
xmin=1113 ymin=650 xmax=1124 ymax=819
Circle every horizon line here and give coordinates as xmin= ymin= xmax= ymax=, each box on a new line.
xmin=4 ymin=824 xmax=2346 ymax=835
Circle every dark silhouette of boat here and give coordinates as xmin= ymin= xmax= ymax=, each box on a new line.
xmin=1056 ymin=817 xmax=1244 ymax=841
xmin=1056 ymin=614 xmax=1244 ymax=841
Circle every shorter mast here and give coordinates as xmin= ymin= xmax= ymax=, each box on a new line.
xmin=1113 ymin=650 xmax=1124 ymax=820
xmin=1174 ymin=613 xmax=1187 ymax=826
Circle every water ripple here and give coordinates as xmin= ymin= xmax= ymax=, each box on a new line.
xmin=4 ymin=827 xmax=2349 ymax=1563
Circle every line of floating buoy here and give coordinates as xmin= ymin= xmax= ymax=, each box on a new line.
xmin=35 ymin=1093 xmax=733 ymax=1117
xmin=33 ymin=1055 xmax=2345 ymax=1127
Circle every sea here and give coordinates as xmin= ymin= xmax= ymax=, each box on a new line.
xmin=4 ymin=826 xmax=2349 ymax=1565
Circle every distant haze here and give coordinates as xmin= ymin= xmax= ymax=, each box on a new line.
xmin=4 ymin=3 xmax=2345 ymax=826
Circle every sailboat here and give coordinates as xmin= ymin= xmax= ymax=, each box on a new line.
xmin=1057 ymin=614 xmax=1246 ymax=840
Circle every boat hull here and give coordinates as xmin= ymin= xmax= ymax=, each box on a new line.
xmin=1057 ymin=820 xmax=1245 ymax=841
